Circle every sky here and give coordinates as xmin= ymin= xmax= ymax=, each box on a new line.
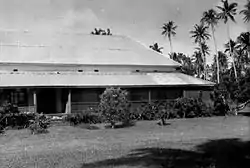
xmin=0 ymin=0 xmax=249 ymax=64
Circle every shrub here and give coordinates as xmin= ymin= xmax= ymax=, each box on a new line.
xmin=157 ymin=100 xmax=180 ymax=119
xmin=139 ymin=102 xmax=159 ymax=120
xmin=210 ymin=88 xmax=231 ymax=116
xmin=99 ymin=87 xmax=130 ymax=128
xmin=29 ymin=113 xmax=50 ymax=134
xmin=65 ymin=109 xmax=103 ymax=126
xmin=0 ymin=102 xmax=36 ymax=131
xmin=174 ymin=98 xmax=212 ymax=118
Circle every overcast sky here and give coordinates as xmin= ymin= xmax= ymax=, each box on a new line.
xmin=0 ymin=0 xmax=249 ymax=63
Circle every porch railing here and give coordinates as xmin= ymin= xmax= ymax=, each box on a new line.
xmin=18 ymin=106 xmax=36 ymax=113
xmin=71 ymin=100 xmax=175 ymax=113
xmin=71 ymin=102 xmax=99 ymax=113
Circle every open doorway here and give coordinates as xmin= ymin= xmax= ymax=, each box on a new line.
xmin=37 ymin=88 xmax=57 ymax=114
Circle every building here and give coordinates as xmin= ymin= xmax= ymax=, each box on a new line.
xmin=0 ymin=31 xmax=214 ymax=114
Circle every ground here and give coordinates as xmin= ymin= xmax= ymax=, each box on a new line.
xmin=0 ymin=116 xmax=250 ymax=168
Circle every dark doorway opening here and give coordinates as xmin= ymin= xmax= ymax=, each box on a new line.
xmin=37 ymin=89 xmax=57 ymax=114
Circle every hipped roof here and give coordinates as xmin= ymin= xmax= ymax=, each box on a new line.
xmin=0 ymin=31 xmax=180 ymax=67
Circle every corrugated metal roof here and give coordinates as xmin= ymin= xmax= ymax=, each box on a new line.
xmin=0 ymin=72 xmax=214 ymax=87
xmin=0 ymin=31 xmax=180 ymax=67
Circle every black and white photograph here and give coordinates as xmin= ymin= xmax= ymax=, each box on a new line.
xmin=0 ymin=0 xmax=249 ymax=167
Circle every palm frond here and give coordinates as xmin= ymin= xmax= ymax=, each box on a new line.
xmin=240 ymin=0 xmax=250 ymax=23
xmin=217 ymin=0 xmax=238 ymax=23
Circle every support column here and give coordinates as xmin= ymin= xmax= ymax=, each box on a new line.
xmin=148 ymin=89 xmax=151 ymax=103
xmin=67 ymin=89 xmax=71 ymax=114
xmin=183 ymin=90 xmax=186 ymax=98
xmin=33 ymin=90 xmax=37 ymax=113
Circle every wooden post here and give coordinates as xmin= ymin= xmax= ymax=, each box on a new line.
xmin=148 ymin=89 xmax=151 ymax=103
xmin=183 ymin=90 xmax=186 ymax=98
xmin=68 ymin=89 xmax=71 ymax=114
xmin=33 ymin=90 xmax=37 ymax=113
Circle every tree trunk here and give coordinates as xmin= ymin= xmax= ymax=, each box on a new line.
xmin=227 ymin=22 xmax=238 ymax=81
xmin=248 ymin=50 xmax=250 ymax=64
xmin=161 ymin=117 xmax=166 ymax=126
xmin=204 ymin=52 xmax=206 ymax=80
xmin=200 ymin=42 xmax=206 ymax=80
xmin=211 ymin=25 xmax=220 ymax=83
xmin=169 ymin=35 xmax=173 ymax=54
xmin=111 ymin=121 xmax=115 ymax=129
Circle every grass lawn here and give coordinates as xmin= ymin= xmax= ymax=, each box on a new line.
xmin=0 ymin=116 xmax=250 ymax=168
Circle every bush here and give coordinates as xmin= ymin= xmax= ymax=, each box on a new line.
xmin=99 ymin=87 xmax=130 ymax=128
xmin=139 ymin=102 xmax=159 ymax=120
xmin=128 ymin=98 xmax=212 ymax=123
xmin=157 ymin=100 xmax=180 ymax=119
xmin=174 ymin=98 xmax=212 ymax=118
xmin=29 ymin=113 xmax=50 ymax=134
xmin=0 ymin=102 xmax=36 ymax=131
xmin=210 ymin=88 xmax=231 ymax=116
xmin=65 ymin=108 xmax=103 ymax=126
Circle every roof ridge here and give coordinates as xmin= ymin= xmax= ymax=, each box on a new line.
xmin=124 ymin=35 xmax=181 ymax=67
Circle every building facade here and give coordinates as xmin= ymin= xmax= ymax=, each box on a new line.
xmin=0 ymin=31 xmax=214 ymax=114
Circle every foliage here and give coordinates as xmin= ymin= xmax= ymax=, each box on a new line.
xmin=64 ymin=108 xmax=103 ymax=125
xmin=29 ymin=113 xmax=50 ymax=134
xmin=190 ymin=23 xmax=211 ymax=80
xmin=99 ymin=87 xmax=130 ymax=128
xmin=129 ymin=98 xmax=213 ymax=124
xmin=162 ymin=21 xmax=177 ymax=39
xmin=174 ymin=98 xmax=212 ymax=118
xmin=201 ymin=9 xmax=219 ymax=27
xmin=139 ymin=102 xmax=159 ymax=120
xmin=210 ymin=86 xmax=231 ymax=116
xmin=91 ymin=28 xmax=112 ymax=36
xmin=162 ymin=21 xmax=178 ymax=53
xmin=0 ymin=102 xmax=36 ymax=132
xmin=236 ymin=69 xmax=250 ymax=103
xmin=190 ymin=24 xmax=211 ymax=44
xmin=149 ymin=43 xmax=163 ymax=53
xmin=169 ymin=52 xmax=196 ymax=76
xmin=201 ymin=8 xmax=220 ymax=83
xmin=240 ymin=0 xmax=250 ymax=23
xmin=217 ymin=0 xmax=238 ymax=23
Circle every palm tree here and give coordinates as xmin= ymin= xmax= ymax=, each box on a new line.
xmin=235 ymin=47 xmax=249 ymax=75
xmin=240 ymin=0 xmax=250 ymax=66
xmin=181 ymin=56 xmax=196 ymax=76
xmin=190 ymin=24 xmax=211 ymax=80
xmin=162 ymin=21 xmax=178 ymax=53
xmin=168 ymin=52 xmax=186 ymax=64
xmin=190 ymin=24 xmax=211 ymax=44
xmin=192 ymin=51 xmax=204 ymax=78
xmin=237 ymin=32 xmax=250 ymax=62
xmin=196 ymin=42 xmax=210 ymax=79
xmin=212 ymin=51 xmax=229 ymax=81
xmin=218 ymin=51 xmax=229 ymax=71
xmin=240 ymin=0 xmax=250 ymax=23
xmin=225 ymin=39 xmax=239 ymax=78
xmin=149 ymin=43 xmax=164 ymax=53
xmin=201 ymin=9 xmax=220 ymax=83
xmin=217 ymin=0 xmax=238 ymax=79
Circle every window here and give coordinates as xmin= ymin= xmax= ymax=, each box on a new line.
xmin=151 ymin=88 xmax=183 ymax=101
xmin=129 ymin=89 xmax=149 ymax=102
xmin=72 ymin=89 xmax=103 ymax=103
xmin=8 ymin=89 xmax=28 ymax=106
